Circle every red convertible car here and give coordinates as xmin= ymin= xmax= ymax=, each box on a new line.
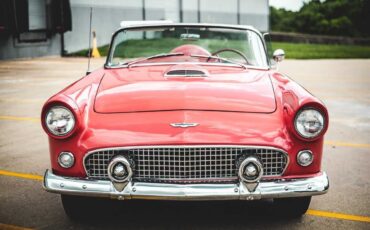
xmin=42 ymin=22 xmax=329 ymax=219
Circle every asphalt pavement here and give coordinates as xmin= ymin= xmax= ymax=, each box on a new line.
xmin=0 ymin=57 xmax=369 ymax=229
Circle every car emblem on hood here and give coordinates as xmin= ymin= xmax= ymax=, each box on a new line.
xmin=170 ymin=123 xmax=199 ymax=128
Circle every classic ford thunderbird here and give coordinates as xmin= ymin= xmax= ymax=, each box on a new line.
xmin=42 ymin=21 xmax=329 ymax=219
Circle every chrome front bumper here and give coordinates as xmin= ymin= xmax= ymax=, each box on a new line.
xmin=43 ymin=170 xmax=329 ymax=201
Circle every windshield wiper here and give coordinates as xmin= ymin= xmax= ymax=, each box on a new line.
xmin=121 ymin=53 xmax=184 ymax=67
xmin=191 ymin=54 xmax=247 ymax=69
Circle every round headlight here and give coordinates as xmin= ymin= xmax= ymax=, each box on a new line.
xmin=297 ymin=150 xmax=314 ymax=167
xmin=45 ymin=106 xmax=75 ymax=136
xmin=58 ymin=152 xmax=75 ymax=168
xmin=294 ymin=108 xmax=324 ymax=139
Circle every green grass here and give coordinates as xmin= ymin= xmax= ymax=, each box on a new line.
xmin=272 ymin=42 xmax=370 ymax=59
xmin=70 ymin=41 xmax=370 ymax=59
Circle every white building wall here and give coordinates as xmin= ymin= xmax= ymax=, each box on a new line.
xmin=182 ymin=0 xmax=198 ymax=23
xmin=240 ymin=0 xmax=269 ymax=31
xmin=145 ymin=0 xmax=179 ymax=21
xmin=64 ymin=0 xmax=144 ymax=53
xmin=200 ymin=0 xmax=238 ymax=24
xmin=64 ymin=0 xmax=269 ymax=53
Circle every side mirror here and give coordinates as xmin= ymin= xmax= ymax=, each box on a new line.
xmin=273 ymin=49 xmax=285 ymax=62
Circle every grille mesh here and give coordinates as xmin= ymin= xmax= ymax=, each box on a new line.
xmin=84 ymin=146 xmax=288 ymax=182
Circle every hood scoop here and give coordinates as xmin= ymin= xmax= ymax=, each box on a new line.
xmin=165 ymin=64 xmax=208 ymax=77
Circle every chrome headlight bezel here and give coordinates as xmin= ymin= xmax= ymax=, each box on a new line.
xmin=45 ymin=106 xmax=76 ymax=137
xmin=58 ymin=152 xmax=75 ymax=168
xmin=297 ymin=150 xmax=314 ymax=167
xmin=294 ymin=107 xmax=325 ymax=139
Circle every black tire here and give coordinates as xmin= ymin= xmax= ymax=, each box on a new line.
xmin=61 ymin=194 xmax=98 ymax=220
xmin=273 ymin=196 xmax=311 ymax=217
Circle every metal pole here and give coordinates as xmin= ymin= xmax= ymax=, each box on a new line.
xmin=87 ymin=7 xmax=92 ymax=75
xmin=60 ymin=0 xmax=65 ymax=56
xmin=61 ymin=33 xmax=65 ymax=56
xmin=197 ymin=0 xmax=200 ymax=23
xmin=179 ymin=0 xmax=183 ymax=22
xmin=142 ymin=0 xmax=146 ymax=39
xmin=12 ymin=0 xmax=19 ymax=32
xmin=237 ymin=0 xmax=240 ymax=25
xmin=142 ymin=0 xmax=146 ymax=20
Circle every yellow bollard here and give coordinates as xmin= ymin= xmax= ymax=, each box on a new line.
xmin=91 ymin=30 xmax=101 ymax=58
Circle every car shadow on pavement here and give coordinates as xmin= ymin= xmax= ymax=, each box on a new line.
xmin=65 ymin=198 xmax=302 ymax=229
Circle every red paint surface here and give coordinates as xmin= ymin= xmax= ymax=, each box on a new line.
xmin=95 ymin=65 xmax=276 ymax=113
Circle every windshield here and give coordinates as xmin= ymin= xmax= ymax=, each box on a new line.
xmin=107 ymin=26 xmax=268 ymax=68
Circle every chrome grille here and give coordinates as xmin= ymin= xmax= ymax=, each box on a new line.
xmin=84 ymin=146 xmax=288 ymax=182
xmin=132 ymin=147 xmax=239 ymax=182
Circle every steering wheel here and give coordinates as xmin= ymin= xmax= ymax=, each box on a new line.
xmin=209 ymin=48 xmax=249 ymax=64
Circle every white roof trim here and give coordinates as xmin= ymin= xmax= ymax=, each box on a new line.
xmin=120 ymin=20 xmax=173 ymax=28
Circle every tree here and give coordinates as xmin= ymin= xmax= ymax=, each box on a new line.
xmin=270 ymin=0 xmax=370 ymax=37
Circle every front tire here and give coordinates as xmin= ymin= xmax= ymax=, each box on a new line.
xmin=273 ymin=196 xmax=311 ymax=217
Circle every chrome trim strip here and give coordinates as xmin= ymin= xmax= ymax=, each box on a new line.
xmin=107 ymin=62 xmax=269 ymax=70
xmin=135 ymin=177 xmax=239 ymax=183
xmin=170 ymin=123 xmax=199 ymax=128
xmin=164 ymin=74 xmax=207 ymax=78
xmin=43 ymin=170 xmax=329 ymax=201
xmin=82 ymin=145 xmax=290 ymax=180
xmin=119 ymin=22 xmax=258 ymax=32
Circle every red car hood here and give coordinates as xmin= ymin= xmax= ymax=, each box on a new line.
xmin=94 ymin=65 xmax=276 ymax=113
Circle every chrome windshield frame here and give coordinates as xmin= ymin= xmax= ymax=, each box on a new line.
xmin=104 ymin=23 xmax=270 ymax=69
